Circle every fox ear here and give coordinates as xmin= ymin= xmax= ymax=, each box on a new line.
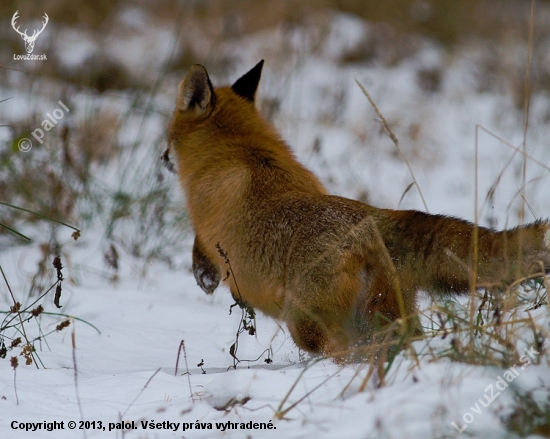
xmin=231 ymin=60 xmax=264 ymax=102
xmin=178 ymin=64 xmax=215 ymax=115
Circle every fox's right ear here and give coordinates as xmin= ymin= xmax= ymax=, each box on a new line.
xmin=177 ymin=65 xmax=215 ymax=115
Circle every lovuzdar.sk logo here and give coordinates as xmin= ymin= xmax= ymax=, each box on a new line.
xmin=11 ymin=10 xmax=49 ymax=61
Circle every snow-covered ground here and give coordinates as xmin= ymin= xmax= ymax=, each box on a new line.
xmin=1 ymin=8 xmax=550 ymax=439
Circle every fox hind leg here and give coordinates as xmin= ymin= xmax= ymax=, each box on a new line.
xmin=284 ymin=258 xmax=375 ymax=360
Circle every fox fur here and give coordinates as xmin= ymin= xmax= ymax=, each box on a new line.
xmin=167 ymin=60 xmax=550 ymax=359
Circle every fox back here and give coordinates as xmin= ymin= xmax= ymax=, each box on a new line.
xmin=168 ymin=61 xmax=550 ymax=359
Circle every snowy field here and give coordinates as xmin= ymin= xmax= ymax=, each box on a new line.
xmin=1 ymin=5 xmax=550 ymax=439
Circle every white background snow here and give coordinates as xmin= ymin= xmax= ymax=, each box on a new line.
xmin=1 ymin=5 xmax=549 ymax=439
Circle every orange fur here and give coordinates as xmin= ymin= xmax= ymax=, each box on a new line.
xmin=167 ymin=61 xmax=550 ymax=359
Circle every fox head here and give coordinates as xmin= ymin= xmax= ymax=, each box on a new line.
xmin=167 ymin=60 xmax=326 ymax=201
xmin=166 ymin=60 xmax=266 ymax=175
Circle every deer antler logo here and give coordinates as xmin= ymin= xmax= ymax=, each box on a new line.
xmin=11 ymin=11 xmax=49 ymax=54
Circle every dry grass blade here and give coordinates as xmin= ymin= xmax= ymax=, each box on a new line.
xmin=398 ymin=181 xmax=415 ymax=209
xmin=274 ymin=357 xmax=341 ymax=420
xmin=174 ymin=340 xmax=194 ymax=403
xmin=475 ymin=125 xmax=550 ymax=174
xmin=515 ymin=0 xmax=536 ymax=289
xmin=71 ymin=322 xmax=87 ymax=439
xmin=355 ymin=79 xmax=429 ymax=213
xmin=0 ymin=201 xmax=80 ymax=235
xmin=0 ymin=223 xmax=31 ymax=242
xmin=121 ymin=368 xmax=161 ymax=418
xmin=521 ymin=0 xmax=536 ymax=223
xmin=11 ymin=356 xmax=19 ymax=405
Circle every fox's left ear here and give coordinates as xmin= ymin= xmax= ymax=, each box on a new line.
xmin=232 ymin=60 xmax=264 ymax=102
xmin=178 ymin=64 xmax=215 ymax=115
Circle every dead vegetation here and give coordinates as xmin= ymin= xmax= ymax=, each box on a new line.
xmin=1 ymin=1 xmax=550 ymax=435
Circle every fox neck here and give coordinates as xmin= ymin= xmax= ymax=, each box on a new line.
xmin=176 ymin=117 xmax=327 ymax=200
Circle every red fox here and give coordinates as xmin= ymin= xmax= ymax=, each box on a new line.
xmin=167 ymin=60 xmax=550 ymax=359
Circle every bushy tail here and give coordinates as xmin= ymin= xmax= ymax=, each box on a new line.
xmin=378 ymin=210 xmax=550 ymax=295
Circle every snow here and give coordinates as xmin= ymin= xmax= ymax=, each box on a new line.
xmin=1 ymin=8 xmax=550 ymax=439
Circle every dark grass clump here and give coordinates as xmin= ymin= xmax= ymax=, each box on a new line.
xmin=0 ymin=257 xmax=70 ymax=369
